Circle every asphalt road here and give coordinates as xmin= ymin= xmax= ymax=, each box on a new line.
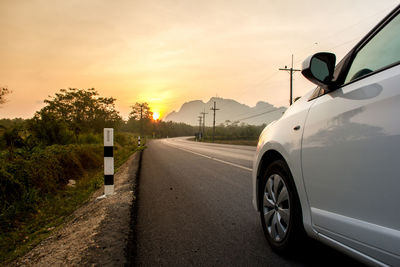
xmin=134 ymin=137 xmax=364 ymax=266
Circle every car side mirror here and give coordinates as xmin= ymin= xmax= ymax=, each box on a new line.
xmin=302 ymin=52 xmax=336 ymax=89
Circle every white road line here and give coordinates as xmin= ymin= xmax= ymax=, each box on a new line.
xmin=163 ymin=141 xmax=253 ymax=172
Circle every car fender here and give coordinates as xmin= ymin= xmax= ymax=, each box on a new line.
xmin=253 ymin=90 xmax=318 ymax=238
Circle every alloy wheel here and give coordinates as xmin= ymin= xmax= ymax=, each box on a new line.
xmin=262 ymin=174 xmax=291 ymax=242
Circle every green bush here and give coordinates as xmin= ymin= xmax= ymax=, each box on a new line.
xmin=115 ymin=132 xmax=129 ymax=147
xmin=28 ymin=114 xmax=75 ymax=146
xmin=0 ymin=132 xmax=135 ymax=229
xmin=0 ymin=144 xmax=103 ymax=231
xmin=78 ymin=133 xmax=102 ymax=144
xmin=0 ymin=165 xmax=23 ymax=209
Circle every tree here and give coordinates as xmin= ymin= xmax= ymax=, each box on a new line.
xmin=1 ymin=125 xmax=25 ymax=156
xmin=36 ymin=88 xmax=122 ymax=134
xmin=0 ymin=87 xmax=11 ymax=105
xmin=129 ymin=102 xmax=153 ymax=120
xmin=129 ymin=102 xmax=153 ymax=135
xmin=28 ymin=113 xmax=74 ymax=145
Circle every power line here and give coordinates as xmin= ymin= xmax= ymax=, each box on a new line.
xmin=279 ymin=54 xmax=301 ymax=106
xmin=235 ymin=108 xmax=284 ymax=122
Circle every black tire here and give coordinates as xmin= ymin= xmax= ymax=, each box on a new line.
xmin=259 ymin=159 xmax=306 ymax=254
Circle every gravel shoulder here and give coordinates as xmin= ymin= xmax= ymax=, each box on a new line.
xmin=11 ymin=151 xmax=140 ymax=267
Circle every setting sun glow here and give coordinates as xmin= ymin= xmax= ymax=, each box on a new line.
xmin=153 ymin=112 xmax=160 ymax=120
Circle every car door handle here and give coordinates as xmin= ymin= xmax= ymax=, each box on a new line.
xmin=293 ymin=125 xmax=300 ymax=131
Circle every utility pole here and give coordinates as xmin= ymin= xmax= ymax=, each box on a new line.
xmin=200 ymin=109 xmax=208 ymax=136
xmin=210 ymin=101 xmax=219 ymax=143
xmin=279 ymin=54 xmax=301 ymax=105
xmin=198 ymin=116 xmax=203 ymax=140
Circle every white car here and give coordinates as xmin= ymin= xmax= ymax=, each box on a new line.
xmin=253 ymin=5 xmax=400 ymax=266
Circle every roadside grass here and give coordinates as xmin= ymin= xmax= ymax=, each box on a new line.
xmin=0 ymin=133 xmax=139 ymax=265
xmin=0 ymin=170 xmax=103 ymax=265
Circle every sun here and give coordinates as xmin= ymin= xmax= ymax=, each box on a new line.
xmin=152 ymin=112 xmax=160 ymax=120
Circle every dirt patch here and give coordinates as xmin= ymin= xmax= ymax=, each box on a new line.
xmin=11 ymin=152 xmax=140 ymax=267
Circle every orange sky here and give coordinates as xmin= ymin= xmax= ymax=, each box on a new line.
xmin=0 ymin=0 xmax=398 ymax=119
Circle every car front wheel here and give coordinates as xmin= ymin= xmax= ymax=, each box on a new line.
xmin=259 ymin=159 xmax=305 ymax=253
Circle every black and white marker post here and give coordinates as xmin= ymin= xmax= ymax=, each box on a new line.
xmin=104 ymin=128 xmax=114 ymax=196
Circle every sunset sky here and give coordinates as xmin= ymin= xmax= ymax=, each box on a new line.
xmin=0 ymin=0 xmax=398 ymax=119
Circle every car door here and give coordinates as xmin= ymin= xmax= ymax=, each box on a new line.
xmin=301 ymin=10 xmax=400 ymax=265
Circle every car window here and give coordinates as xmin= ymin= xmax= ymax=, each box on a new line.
xmin=344 ymin=12 xmax=400 ymax=84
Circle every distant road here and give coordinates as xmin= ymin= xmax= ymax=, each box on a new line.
xmin=163 ymin=136 xmax=256 ymax=170
xmin=134 ymin=137 xmax=362 ymax=266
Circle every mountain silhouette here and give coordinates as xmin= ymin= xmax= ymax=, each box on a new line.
xmin=164 ymin=97 xmax=286 ymax=126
